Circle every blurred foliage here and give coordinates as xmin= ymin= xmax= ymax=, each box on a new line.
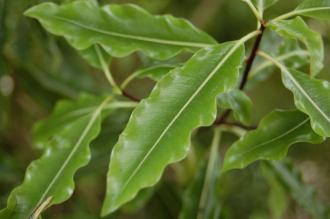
xmin=0 ymin=0 xmax=329 ymax=218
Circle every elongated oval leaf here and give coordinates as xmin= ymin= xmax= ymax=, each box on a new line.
xmin=102 ymin=41 xmax=245 ymax=215
xmin=270 ymin=17 xmax=324 ymax=76
xmin=217 ymin=89 xmax=253 ymax=125
xmin=295 ymin=0 xmax=330 ymax=21
xmin=222 ymin=110 xmax=323 ymax=172
xmin=24 ymin=1 xmax=216 ymax=60
xmin=0 ymin=96 xmax=112 ymax=218
xmin=280 ymin=67 xmax=330 ymax=137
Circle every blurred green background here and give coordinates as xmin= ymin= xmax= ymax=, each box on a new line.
xmin=0 ymin=0 xmax=329 ymax=218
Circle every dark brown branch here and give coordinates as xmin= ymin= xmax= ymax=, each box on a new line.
xmin=213 ymin=109 xmax=231 ymax=125
xmin=214 ymin=23 xmax=265 ymax=126
xmin=122 ymin=90 xmax=140 ymax=102
xmin=239 ymin=23 xmax=265 ymax=89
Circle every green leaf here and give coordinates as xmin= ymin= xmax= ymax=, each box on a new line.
xmin=276 ymin=39 xmax=309 ymax=69
xmin=222 ymin=110 xmax=323 ymax=172
xmin=179 ymin=128 xmax=221 ymax=219
xmin=102 ymin=41 xmax=246 ymax=215
xmin=266 ymin=161 xmax=329 ymax=218
xmin=280 ymin=68 xmax=330 ymax=137
xmin=270 ymin=17 xmax=324 ymax=76
xmin=251 ymin=0 xmax=279 ymax=12
xmin=32 ymin=94 xmax=136 ymax=150
xmin=0 ymin=96 xmax=113 ymax=219
xmin=24 ymin=1 xmax=216 ymax=60
xmin=294 ymin=0 xmax=330 ymax=21
xmin=217 ymin=89 xmax=253 ymax=125
xmin=261 ymin=163 xmax=288 ymax=219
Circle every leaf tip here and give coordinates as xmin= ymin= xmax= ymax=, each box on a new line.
xmin=23 ymin=7 xmax=35 ymax=17
xmin=100 ymin=202 xmax=118 ymax=218
xmin=24 ymin=2 xmax=55 ymax=18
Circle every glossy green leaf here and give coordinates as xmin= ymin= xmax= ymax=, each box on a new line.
xmin=217 ymin=89 xmax=253 ymax=125
xmin=294 ymin=0 xmax=330 ymax=21
xmin=24 ymin=1 xmax=216 ymax=60
xmin=222 ymin=110 xmax=323 ymax=172
xmin=266 ymin=161 xmax=329 ymax=218
xmin=280 ymin=67 xmax=330 ymax=137
xmin=270 ymin=17 xmax=324 ymax=76
xmin=102 ymin=41 xmax=246 ymax=215
xmin=0 ymin=96 xmax=113 ymax=219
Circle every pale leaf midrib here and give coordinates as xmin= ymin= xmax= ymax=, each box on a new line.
xmin=232 ymin=117 xmax=310 ymax=161
xmin=52 ymin=16 xmax=213 ymax=48
xmin=29 ymin=97 xmax=111 ymax=217
xmin=294 ymin=6 xmax=330 ymax=15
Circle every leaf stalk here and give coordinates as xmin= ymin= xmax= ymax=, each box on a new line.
xmin=241 ymin=0 xmax=263 ymax=22
xmin=95 ymin=45 xmax=122 ymax=95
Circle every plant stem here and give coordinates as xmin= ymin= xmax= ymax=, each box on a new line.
xmin=269 ymin=12 xmax=295 ymax=23
xmin=197 ymin=127 xmax=222 ymax=219
xmin=120 ymin=71 xmax=141 ymax=90
xmin=220 ymin=124 xmax=247 ymax=137
xmin=257 ymin=50 xmax=284 ymax=69
xmin=271 ymin=7 xmax=330 ymax=23
xmin=214 ymin=23 xmax=265 ymax=126
xmin=241 ymin=0 xmax=263 ymax=22
xmin=95 ymin=45 xmax=122 ymax=95
xmin=239 ymin=24 xmax=265 ymax=89
xmin=95 ymin=45 xmax=141 ymax=102
xmin=122 ymin=90 xmax=140 ymax=102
